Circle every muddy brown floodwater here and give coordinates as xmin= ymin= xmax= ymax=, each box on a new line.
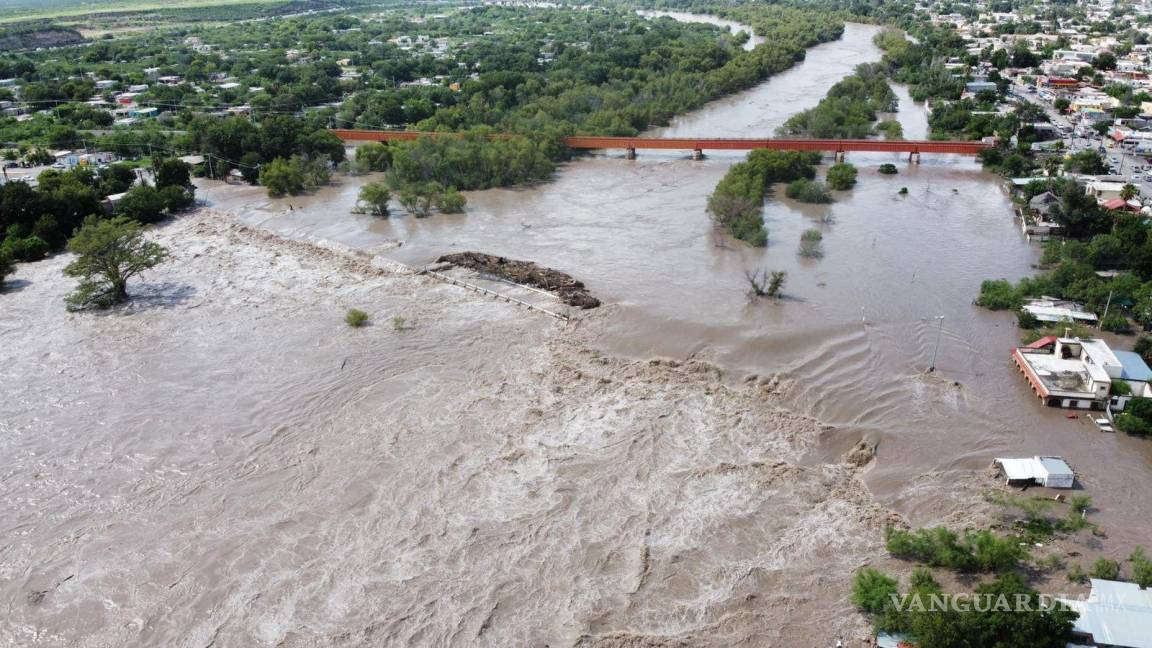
xmin=5 ymin=18 xmax=1152 ymax=648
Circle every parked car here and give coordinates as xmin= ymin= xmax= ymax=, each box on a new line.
xmin=50 ymin=162 xmax=65 ymax=169
xmin=1094 ymin=417 xmax=1114 ymax=433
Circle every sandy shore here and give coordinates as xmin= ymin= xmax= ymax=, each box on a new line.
xmin=0 ymin=208 xmax=910 ymax=647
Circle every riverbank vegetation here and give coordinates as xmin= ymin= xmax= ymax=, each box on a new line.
xmin=975 ymin=176 xmax=1152 ymax=335
xmin=0 ymin=4 xmax=847 ymax=193
xmin=1 ymin=158 xmax=194 ymax=265
xmin=785 ymin=178 xmax=833 ymax=203
xmin=779 ymin=63 xmax=896 ymax=139
xmin=707 ymin=150 xmax=821 ymax=245
xmin=826 ymin=162 xmax=858 ymax=190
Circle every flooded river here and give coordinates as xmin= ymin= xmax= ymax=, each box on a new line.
xmin=203 ymin=20 xmax=1152 ymax=544
xmin=7 ymin=15 xmax=1152 ymax=648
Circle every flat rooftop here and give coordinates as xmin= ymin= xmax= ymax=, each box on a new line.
xmin=1017 ymin=352 xmax=1102 ymax=398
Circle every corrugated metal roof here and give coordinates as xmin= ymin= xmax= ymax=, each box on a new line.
xmin=1058 ymin=580 xmax=1152 ymax=648
xmin=1115 ymin=350 xmax=1152 ymax=382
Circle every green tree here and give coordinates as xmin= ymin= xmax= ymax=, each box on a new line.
xmin=826 ymin=162 xmax=859 ymax=190
xmin=1122 ymin=183 xmax=1139 ymax=201
xmin=117 ymin=185 xmax=169 ymax=224
xmin=851 ymin=567 xmax=899 ymax=615
xmin=357 ymin=181 xmax=392 ymax=216
xmin=355 ymin=142 xmax=392 ymax=171
xmin=63 ymin=216 xmax=168 ymax=310
xmin=155 ymin=158 xmax=192 ymax=190
xmin=261 ymin=157 xmax=305 ymax=198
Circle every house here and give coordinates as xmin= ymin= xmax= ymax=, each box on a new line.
xmin=1012 ymin=336 xmax=1123 ymax=409
xmin=1087 ymin=180 xmax=1129 ymax=202
xmin=128 ymin=106 xmax=158 ymax=119
xmin=1029 ymin=191 xmax=1061 ymax=217
xmin=993 ymin=456 xmax=1075 ymax=488
xmin=1022 ymin=298 xmax=1097 ymax=325
xmin=1114 ymin=350 xmax=1152 ymax=397
xmin=966 ymin=80 xmax=999 ymax=94
xmin=877 ymin=632 xmax=914 ymax=648
xmin=1102 ymin=197 xmax=1141 ymax=212
xmin=1057 ymin=580 xmax=1152 ymax=647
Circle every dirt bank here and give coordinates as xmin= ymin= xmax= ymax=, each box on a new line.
xmin=1 ymin=208 xmax=899 ymax=647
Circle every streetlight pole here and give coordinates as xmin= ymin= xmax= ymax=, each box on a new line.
xmin=928 ymin=315 xmax=945 ymax=373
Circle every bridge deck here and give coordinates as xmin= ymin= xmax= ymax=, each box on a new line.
xmin=329 ymin=129 xmax=989 ymax=155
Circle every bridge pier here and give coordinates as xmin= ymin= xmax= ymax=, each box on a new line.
xmin=909 ymin=152 xmax=921 ymax=164
xmin=625 ymin=147 xmax=636 ymax=160
xmin=692 ymin=148 xmax=704 ymax=161
xmin=834 ymin=151 xmax=846 ymax=164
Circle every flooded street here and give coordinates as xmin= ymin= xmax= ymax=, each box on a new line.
xmin=6 ymin=17 xmax=1152 ymax=648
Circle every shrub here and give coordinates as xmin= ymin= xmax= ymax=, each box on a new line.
xmin=1131 ymin=547 xmax=1152 ymax=588
xmin=1068 ymin=563 xmax=1089 ymax=584
xmin=1090 ymin=557 xmax=1120 ymax=580
xmin=1134 ymin=336 xmax=1152 ymax=364
xmin=1101 ymin=311 xmax=1130 ymax=333
xmin=785 ymin=178 xmax=833 ymax=203
xmin=798 ymin=228 xmax=824 ymax=258
xmin=345 ymin=308 xmax=370 ymax=328
xmin=976 ymin=279 xmax=1022 ymax=310
xmin=878 ymin=163 xmax=898 ymax=175
xmin=0 ymin=250 xmax=12 ymax=286
xmin=898 ymin=187 xmax=908 ymax=194
xmin=435 ymin=188 xmax=467 ymax=214
xmin=851 ymin=568 xmax=899 ymax=615
xmin=1117 ymin=397 xmax=1152 ymax=436
xmin=826 ymin=163 xmax=858 ymax=190
xmin=391 ymin=315 xmax=409 ymax=331
xmin=1017 ymin=309 xmax=1039 ymax=328
xmin=0 ymin=235 xmax=50 ymax=262
xmin=884 ymin=526 xmax=1024 ymax=573
xmin=1112 ymin=379 xmax=1133 ymax=396
xmin=875 ymin=120 xmax=904 ymax=139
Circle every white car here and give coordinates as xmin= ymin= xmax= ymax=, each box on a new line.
xmin=1094 ymin=417 xmax=1114 ymax=432
xmin=50 ymin=162 xmax=65 ymax=169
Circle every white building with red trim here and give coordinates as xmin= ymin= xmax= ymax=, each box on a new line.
xmin=1012 ymin=336 xmax=1118 ymax=409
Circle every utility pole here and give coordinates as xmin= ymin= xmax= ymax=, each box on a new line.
xmin=928 ymin=315 xmax=945 ymax=373
xmin=1100 ymin=289 xmax=1115 ymax=330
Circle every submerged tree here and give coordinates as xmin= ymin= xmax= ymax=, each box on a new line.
xmin=745 ymin=268 xmax=787 ymax=298
xmin=63 ymin=216 xmax=168 ymax=310
xmin=357 ymin=181 xmax=392 ymax=217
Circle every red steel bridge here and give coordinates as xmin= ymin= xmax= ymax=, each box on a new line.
xmin=329 ymin=129 xmax=990 ymax=161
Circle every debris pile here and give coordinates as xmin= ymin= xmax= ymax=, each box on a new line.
xmin=437 ymin=252 xmax=601 ymax=309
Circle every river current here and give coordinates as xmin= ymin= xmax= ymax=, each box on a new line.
xmin=200 ymin=15 xmax=1152 ymax=596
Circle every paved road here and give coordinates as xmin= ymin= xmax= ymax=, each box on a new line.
xmin=1012 ymin=88 xmax=1152 ymax=196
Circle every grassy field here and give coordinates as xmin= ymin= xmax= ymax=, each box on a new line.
xmin=0 ymin=0 xmax=286 ymax=24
